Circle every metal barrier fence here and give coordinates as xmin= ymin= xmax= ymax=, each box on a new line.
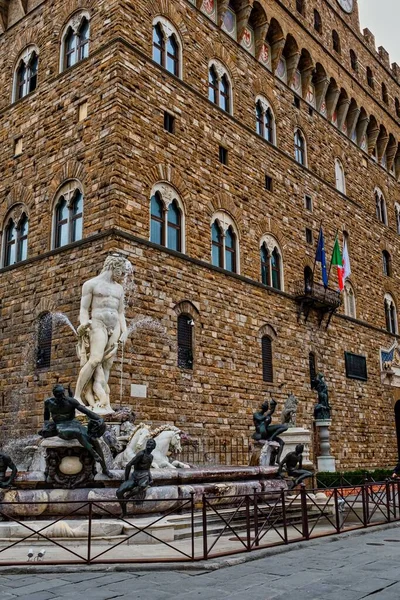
xmin=178 ymin=437 xmax=251 ymax=466
xmin=0 ymin=480 xmax=399 ymax=566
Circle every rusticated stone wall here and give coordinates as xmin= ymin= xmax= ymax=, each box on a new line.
xmin=0 ymin=0 xmax=399 ymax=470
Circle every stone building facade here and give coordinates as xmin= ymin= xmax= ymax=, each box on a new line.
xmin=0 ymin=0 xmax=400 ymax=470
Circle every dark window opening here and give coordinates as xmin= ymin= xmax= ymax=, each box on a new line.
xmin=177 ymin=314 xmax=193 ymax=370
xmin=350 ymin=49 xmax=358 ymax=72
xmin=332 ymin=30 xmax=341 ymax=54
xmin=367 ymin=67 xmax=374 ymax=89
xmin=219 ymin=146 xmax=228 ymax=165
xmin=36 ymin=313 xmax=52 ymax=370
xmin=164 ymin=112 xmax=175 ymax=133
xmin=313 ymin=9 xmax=322 ymax=33
xmin=293 ymin=95 xmax=300 ymax=109
xmin=345 ymin=352 xmax=367 ymax=381
xmin=296 ymin=0 xmax=305 ymax=16
xmin=265 ymin=175 xmax=273 ymax=192
xmin=305 ymin=228 xmax=313 ymax=244
xmin=382 ymin=250 xmax=391 ymax=276
xmin=262 ymin=336 xmax=273 ymax=382
xmin=305 ymin=195 xmax=312 ymax=211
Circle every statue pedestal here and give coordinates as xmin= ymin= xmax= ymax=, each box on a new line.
xmin=315 ymin=419 xmax=336 ymax=473
xmin=40 ymin=438 xmax=96 ymax=489
xmin=280 ymin=428 xmax=312 ymax=467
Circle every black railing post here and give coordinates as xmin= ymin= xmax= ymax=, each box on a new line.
xmin=333 ymin=487 xmax=341 ymax=533
xmin=202 ymin=494 xmax=208 ymax=560
xmin=281 ymin=490 xmax=288 ymax=544
xmin=87 ymin=501 xmax=92 ymax=564
xmin=363 ymin=484 xmax=369 ymax=526
xmin=386 ymin=480 xmax=391 ymax=522
xmin=253 ymin=488 xmax=259 ymax=548
xmin=300 ymin=484 xmax=309 ymax=540
xmin=190 ymin=492 xmax=195 ymax=560
xmin=245 ymin=494 xmax=251 ymax=551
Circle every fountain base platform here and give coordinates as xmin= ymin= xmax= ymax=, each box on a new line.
xmin=1 ymin=466 xmax=286 ymax=517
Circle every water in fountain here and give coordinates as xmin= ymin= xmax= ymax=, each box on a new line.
xmin=127 ymin=315 xmax=166 ymax=337
xmin=51 ymin=312 xmax=77 ymax=336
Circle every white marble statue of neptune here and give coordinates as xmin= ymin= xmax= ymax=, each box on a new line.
xmin=75 ymin=254 xmax=131 ymax=413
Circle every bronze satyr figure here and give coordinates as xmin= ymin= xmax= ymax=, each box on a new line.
xmin=252 ymin=399 xmax=288 ymax=463
xmin=38 ymin=384 xmax=111 ymax=477
xmin=278 ymin=444 xmax=312 ymax=489
xmin=116 ymin=438 xmax=156 ymax=517
xmin=0 ymin=452 xmax=17 ymax=489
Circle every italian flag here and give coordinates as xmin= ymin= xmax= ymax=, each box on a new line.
xmin=331 ymin=236 xmax=344 ymax=291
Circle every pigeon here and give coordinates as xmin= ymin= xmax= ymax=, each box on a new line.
xmin=37 ymin=549 xmax=46 ymax=561
xmin=27 ymin=548 xmax=34 ymax=561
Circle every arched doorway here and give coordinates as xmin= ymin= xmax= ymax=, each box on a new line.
xmin=395 ymin=400 xmax=400 ymax=459
xmin=304 ymin=266 xmax=313 ymax=293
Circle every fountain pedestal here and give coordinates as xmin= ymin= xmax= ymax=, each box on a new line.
xmin=41 ymin=438 xmax=96 ymax=489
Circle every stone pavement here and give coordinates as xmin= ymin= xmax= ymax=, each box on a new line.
xmin=2 ymin=526 xmax=400 ymax=600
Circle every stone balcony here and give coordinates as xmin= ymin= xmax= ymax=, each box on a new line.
xmin=293 ymin=280 xmax=342 ymax=327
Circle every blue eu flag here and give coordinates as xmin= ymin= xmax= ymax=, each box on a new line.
xmin=315 ymin=227 xmax=328 ymax=288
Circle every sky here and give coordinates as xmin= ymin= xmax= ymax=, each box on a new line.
xmin=358 ymin=0 xmax=400 ymax=65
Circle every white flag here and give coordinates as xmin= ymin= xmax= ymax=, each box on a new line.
xmin=342 ymin=238 xmax=351 ymax=281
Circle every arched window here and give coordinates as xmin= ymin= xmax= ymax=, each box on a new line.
xmin=4 ymin=220 xmax=16 ymax=267
xmin=309 ymin=352 xmax=317 ymax=387
xmin=382 ymin=83 xmax=389 ymax=105
xmin=211 ymin=212 xmax=239 ymax=273
xmin=260 ymin=244 xmax=270 ymax=286
xmin=313 ymin=9 xmax=322 ymax=33
xmin=211 ymin=221 xmax=223 ymax=268
xmin=150 ymin=185 xmax=185 ymax=252
xmin=396 ymin=98 xmax=400 ymax=119
xmin=3 ymin=214 xmax=29 ymax=266
xmin=294 ymin=129 xmax=306 ymax=166
xmin=225 ymin=226 xmax=236 ymax=272
xmin=344 ymin=281 xmax=356 ymax=318
xmin=53 ymin=182 xmax=84 ymax=248
xmin=271 ymin=248 xmax=281 ymax=290
xmin=177 ymin=314 xmax=194 ymax=370
xmin=255 ymin=98 xmax=275 ymax=144
xmin=208 ymin=66 xmax=218 ymax=104
xmin=335 ymin=159 xmax=346 ymax=194
xmin=152 ymin=23 xmax=165 ymax=66
xmin=150 ymin=192 xmax=165 ymax=245
xmin=332 ymin=30 xmax=341 ymax=54
xmin=152 ymin=18 xmax=182 ymax=78
xmin=395 ymin=204 xmax=400 ymax=234
xmin=61 ymin=15 xmax=90 ymax=71
xmin=367 ymin=67 xmax=374 ymax=89
xmin=349 ymin=49 xmax=358 ymax=72
xmin=262 ymin=336 xmax=273 ymax=382
xmin=36 ymin=313 xmax=52 ymax=370
xmin=296 ymin=0 xmax=305 ymax=16
xmin=260 ymin=236 xmax=283 ymax=290
xmin=13 ymin=47 xmax=39 ymax=101
xmin=375 ymin=190 xmax=387 ymax=225
xmin=208 ymin=61 xmax=232 ymax=114
xmin=382 ymin=250 xmax=392 ymax=277
xmin=385 ymin=294 xmax=398 ymax=334
xmin=167 ymin=200 xmax=182 ymax=252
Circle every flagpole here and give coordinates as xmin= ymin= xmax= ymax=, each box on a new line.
xmin=312 ymin=220 xmax=323 ymax=283
xmin=326 ymin=229 xmax=339 ymax=284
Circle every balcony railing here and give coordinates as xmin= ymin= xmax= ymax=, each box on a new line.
xmin=293 ymin=280 xmax=342 ymax=310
